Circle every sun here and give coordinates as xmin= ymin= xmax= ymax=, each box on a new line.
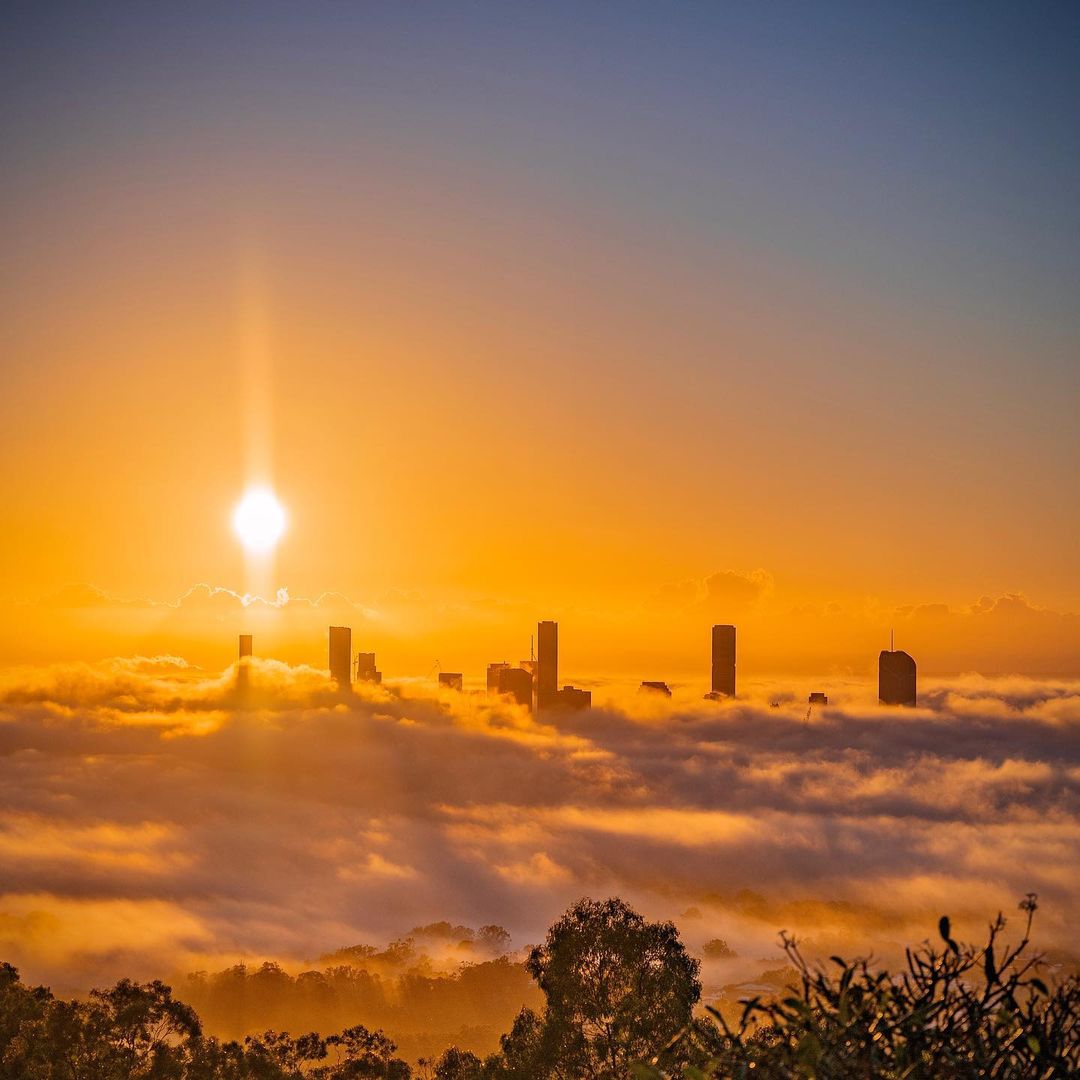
xmin=232 ymin=487 xmax=287 ymax=554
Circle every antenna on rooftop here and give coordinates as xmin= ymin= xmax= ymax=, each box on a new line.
xmin=891 ymin=628 xmax=894 ymax=652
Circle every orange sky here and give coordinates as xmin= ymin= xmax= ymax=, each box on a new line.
xmin=1 ymin=4 xmax=1078 ymax=678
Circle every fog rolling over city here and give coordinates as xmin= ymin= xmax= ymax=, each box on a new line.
xmin=0 ymin=630 xmax=1076 ymax=999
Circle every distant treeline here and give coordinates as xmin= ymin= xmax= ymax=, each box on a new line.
xmin=2 ymin=895 xmax=1077 ymax=1078
xmin=179 ymin=952 xmax=541 ymax=1062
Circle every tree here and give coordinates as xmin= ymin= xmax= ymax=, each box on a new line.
xmin=701 ymin=939 xmax=736 ymax=961
xmin=318 ymin=1024 xmax=410 ymax=1078
xmin=638 ymin=894 xmax=1080 ymax=1080
xmin=493 ymin=1006 xmax=548 ymax=1079
xmin=523 ymin=897 xmax=700 ymax=1079
xmin=431 ymin=1046 xmax=484 ymax=1079
xmin=92 ymin=978 xmax=202 ymax=1077
xmin=477 ymin=927 xmax=512 ymax=955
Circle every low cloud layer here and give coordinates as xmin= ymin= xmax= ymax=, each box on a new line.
xmin=0 ymin=658 xmax=1077 ymax=993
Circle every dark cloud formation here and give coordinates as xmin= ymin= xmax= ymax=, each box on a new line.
xmin=0 ymin=659 xmax=1076 ymax=993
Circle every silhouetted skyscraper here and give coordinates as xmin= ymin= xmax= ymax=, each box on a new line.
xmin=640 ymin=681 xmax=672 ymax=696
xmin=237 ymin=634 xmax=253 ymax=694
xmin=487 ymin=662 xmax=511 ymax=692
xmin=355 ymin=653 xmax=381 ymax=684
xmin=497 ymin=665 xmax=533 ymax=709
xmin=808 ymin=692 xmax=828 ymax=705
xmin=537 ymin=620 xmax=558 ymax=710
xmin=556 ymin=685 xmax=591 ymax=710
xmin=711 ymin=624 xmax=736 ymax=697
xmin=329 ymin=626 xmax=352 ymax=689
xmin=438 ymin=671 xmax=463 ymax=691
xmin=879 ymin=649 xmax=917 ymax=706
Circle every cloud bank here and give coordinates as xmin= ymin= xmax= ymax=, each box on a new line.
xmin=0 ymin=657 xmax=1077 ymax=994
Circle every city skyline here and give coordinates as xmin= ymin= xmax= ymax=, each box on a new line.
xmin=233 ymin=618 xmax=916 ymax=709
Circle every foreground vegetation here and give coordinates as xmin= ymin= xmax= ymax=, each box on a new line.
xmin=1 ymin=895 xmax=1076 ymax=1078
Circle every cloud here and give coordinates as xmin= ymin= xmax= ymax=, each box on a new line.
xmin=0 ymin=657 xmax=1077 ymax=994
xmin=701 ymin=569 xmax=775 ymax=610
xmin=648 ymin=569 xmax=775 ymax=614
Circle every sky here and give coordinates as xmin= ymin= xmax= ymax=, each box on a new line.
xmin=1 ymin=2 xmax=1078 ymax=680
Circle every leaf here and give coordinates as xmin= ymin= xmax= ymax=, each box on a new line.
xmin=938 ymin=916 xmax=951 ymax=943
xmin=984 ymin=943 xmax=996 ymax=985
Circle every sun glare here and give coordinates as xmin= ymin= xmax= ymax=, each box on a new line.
xmin=232 ymin=487 xmax=287 ymax=554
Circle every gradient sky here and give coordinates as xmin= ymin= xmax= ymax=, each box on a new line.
xmin=1 ymin=2 xmax=1078 ymax=673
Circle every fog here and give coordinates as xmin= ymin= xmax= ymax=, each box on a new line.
xmin=1 ymin=658 xmax=1076 ymax=1022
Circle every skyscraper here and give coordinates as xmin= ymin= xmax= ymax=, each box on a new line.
xmin=879 ymin=649 xmax=917 ymax=706
xmin=537 ymin=620 xmax=558 ymax=710
xmin=497 ymin=665 xmax=533 ymax=709
xmin=438 ymin=672 xmax=463 ymax=691
xmin=355 ymin=653 xmax=382 ymax=684
xmin=640 ymin=681 xmax=672 ymax=696
xmin=556 ymin=685 xmax=591 ymax=710
xmin=329 ymin=626 xmax=352 ymax=689
xmin=487 ymin=661 xmax=511 ymax=692
xmin=237 ymin=634 xmax=253 ymax=694
xmin=711 ymin=624 xmax=736 ymax=697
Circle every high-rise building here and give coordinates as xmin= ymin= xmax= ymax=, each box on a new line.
xmin=808 ymin=692 xmax=828 ymax=705
xmin=556 ymin=685 xmax=591 ymax=710
xmin=438 ymin=672 xmax=464 ymax=691
xmin=356 ymin=653 xmax=382 ymax=684
xmin=640 ymin=681 xmax=672 ymax=696
xmin=329 ymin=626 xmax=352 ymax=689
xmin=487 ymin=662 xmax=512 ymax=692
xmin=711 ymin=624 xmax=736 ymax=697
xmin=237 ymin=634 xmax=253 ymax=694
xmin=497 ymin=665 xmax=533 ymax=709
xmin=537 ymin=620 xmax=558 ymax=710
xmin=879 ymin=649 xmax=917 ymax=706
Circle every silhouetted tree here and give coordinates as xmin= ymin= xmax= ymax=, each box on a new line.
xmin=429 ymin=1045 xmax=484 ymax=1079
xmin=520 ymin=897 xmax=701 ymax=1078
xmin=639 ymin=894 xmax=1080 ymax=1080
xmin=491 ymin=1007 xmax=547 ymax=1079
xmin=94 ymin=978 xmax=202 ymax=1075
xmin=701 ymin=939 xmax=736 ymax=961
xmin=477 ymin=927 xmax=512 ymax=955
xmin=320 ymin=1024 xmax=411 ymax=1078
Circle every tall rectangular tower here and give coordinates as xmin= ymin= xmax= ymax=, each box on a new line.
xmin=879 ymin=649 xmax=916 ymax=706
xmin=537 ymin=620 xmax=558 ymax=710
xmin=329 ymin=626 xmax=352 ymax=689
xmin=711 ymin=624 xmax=736 ymax=697
xmin=238 ymin=634 xmax=253 ymax=660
